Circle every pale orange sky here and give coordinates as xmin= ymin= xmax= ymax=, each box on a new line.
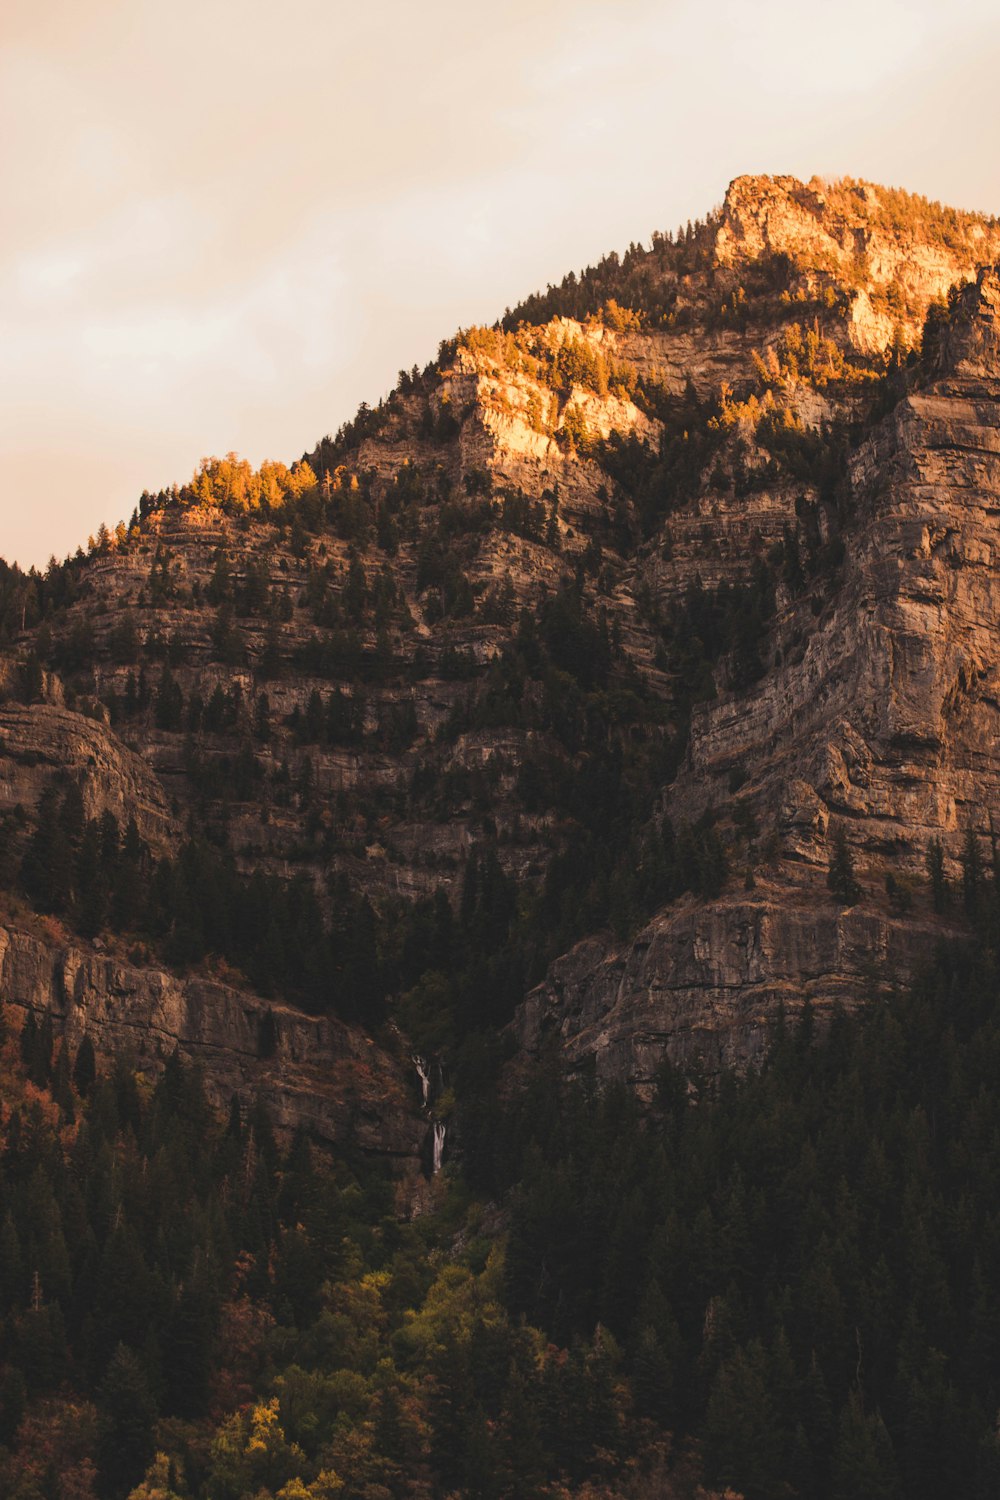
xmin=3 ymin=0 xmax=999 ymax=568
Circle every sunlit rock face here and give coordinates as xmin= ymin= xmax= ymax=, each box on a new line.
xmin=715 ymin=174 xmax=1000 ymax=354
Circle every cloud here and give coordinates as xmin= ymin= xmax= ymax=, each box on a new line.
xmin=1 ymin=0 xmax=999 ymax=566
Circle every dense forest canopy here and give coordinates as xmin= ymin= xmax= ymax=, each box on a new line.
xmin=3 ymin=892 xmax=1000 ymax=1497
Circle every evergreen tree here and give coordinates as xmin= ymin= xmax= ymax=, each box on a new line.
xmin=162 ymin=1254 xmax=217 ymax=1417
xmin=831 ymin=1393 xmax=901 ymax=1500
xmin=51 ymin=1043 xmax=75 ymax=1121
xmin=828 ymin=824 xmax=861 ymax=905
xmin=962 ymin=826 xmax=985 ymax=922
xmin=19 ymin=1009 xmax=39 ymax=1076
xmin=927 ymin=836 xmax=950 ymax=912
xmin=97 ymin=1344 xmax=158 ymax=1499
xmin=20 ymin=1009 xmax=53 ymax=1088
xmin=154 ymin=666 xmax=184 ymax=731
xmin=73 ymin=1033 xmax=97 ymax=1097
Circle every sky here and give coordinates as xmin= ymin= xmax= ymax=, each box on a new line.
xmin=2 ymin=0 xmax=999 ymax=569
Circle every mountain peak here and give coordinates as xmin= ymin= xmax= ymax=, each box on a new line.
xmin=714 ymin=172 xmax=1000 ymax=355
xmin=924 ymin=261 xmax=1000 ymax=387
xmin=718 ymin=170 xmax=998 ymax=256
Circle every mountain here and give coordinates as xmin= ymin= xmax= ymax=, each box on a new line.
xmin=5 ymin=171 xmax=1000 ymax=1500
xmin=1 ymin=173 xmax=999 ymax=1164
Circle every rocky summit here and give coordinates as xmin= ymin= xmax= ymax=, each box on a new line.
xmin=2 ymin=173 xmax=1000 ymax=1171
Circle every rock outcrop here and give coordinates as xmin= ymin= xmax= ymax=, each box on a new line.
xmin=516 ymin=880 xmax=951 ymax=1089
xmin=0 ymin=920 xmax=427 ymax=1170
xmin=715 ymin=174 xmax=1000 ymax=353
xmin=0 ymin=704 xmax=173 ymax=848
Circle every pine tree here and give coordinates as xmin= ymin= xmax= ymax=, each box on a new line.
xmin=0 ymin=1366 xmax=26 ymax=1446
xmin=155 ymin=666 xmax=184 ymax=731
xmin=831 ymin=1393 xmax=901 ymax=1500
xmin=927 ymin=836 xmax=949 ymax=912
xmin=97 ymin=1344 xmax=158 ymax=1499
xmin=73 ymin=1033 xmax=97 ymax=1096
xmin=261 ymin=615 xmax=283 ymax=679
xmin=0 ymin=1214 xmax=24 ymax=1316
xmin=305 ymin=688 xmax=325 ymax=744
xmin=75 ymin=820 xmax=107 ymax=937
xmin=51 ymin=1044 xmax=75 ymax=1121
xmin=962 ymin=826 xmax=985 ymax=921
xmin=701 ymin=1343 xmax=783 ymax=1497
xmin=162 ymin=1253 xmax=217 ymax=1417
xmin=828 ymin=825 xmax=861 ymax=905
xmin=20 ymin=1010 xmax=53 ymax=1088
xmin=19 ymin=1009 xmax=39 ymax=1075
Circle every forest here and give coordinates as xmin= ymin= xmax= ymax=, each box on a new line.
xmin=2 ymin=852 xmax=1000 ymax=1498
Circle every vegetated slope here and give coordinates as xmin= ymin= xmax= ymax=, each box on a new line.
xmin=0 ymin=173 xmax=998 ymax=1114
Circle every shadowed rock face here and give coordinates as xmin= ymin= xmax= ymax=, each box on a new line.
xmin=517 ymin=269 xmax=1000 ymax=1084
xmin=2 ymin=177 xmax=999 ymax=1127
xmin=0 ymin=704 xmax=173 ymax=848
xmin=516 ymin=888 xmax=950 ymax=1090
xmin=0 ymin=923 xmax=427 ymax=1168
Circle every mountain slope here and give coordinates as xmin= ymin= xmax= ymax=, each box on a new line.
xmin=521 ymin=265 xmax=1000 ymax=1081
xmin=0 ymin=173 xmax=999 ymax=1141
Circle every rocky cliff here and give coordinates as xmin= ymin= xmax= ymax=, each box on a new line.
xmin=1 ymin=173 xmax=999 ymax=1129
xmin=518 ymin=262 xmax=1000 ymax=1087
xmin=0 ymin=912 xmax=432 ymax=1193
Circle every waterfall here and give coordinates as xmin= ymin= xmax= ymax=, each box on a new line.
xmin=413 ymin=1055 xmax=431 ymax=1109
xmin=415 ymin=1053 xmax=447 ymax=1177
xmin=432 ymin=1120 xmax=446 ymax=1175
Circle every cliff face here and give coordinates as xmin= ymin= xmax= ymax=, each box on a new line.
xmin=679 ymin=271 xmax=1000 ymax=840
xmin=0 ymin=920 xmax=427 ymax=1168
xmin=517 ymin=267 xmax=1000 ymax=1086
xmin=515 ymin=890 xmax=948 ymax=1085
xmin=2 ymin=173 xmax=999 ymax=1129
xmin=0 ymin=703 xmax=173 ymax=848
xmin=715 ymin=174 xmax=1000 ymax=353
